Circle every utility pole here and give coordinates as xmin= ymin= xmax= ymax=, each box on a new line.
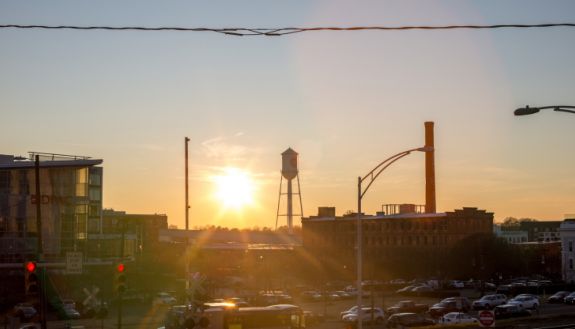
xmin=185 ymin=137 xmax=190 ymax=230
xmin=34 ymin=155 xmax=47 ymax=329
xmin=184 ymin=137 xmax=191 ymax=298
xmin=117 ymin=224 xmax=125 ymax=329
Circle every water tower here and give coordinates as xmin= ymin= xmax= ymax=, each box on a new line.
xmin=275 ymin=148 xmax=303 ymax=235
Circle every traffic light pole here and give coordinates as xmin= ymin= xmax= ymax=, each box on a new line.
xmin=117 ymin=226 xmax=125 ymax=329
xmin=34 ymin=156 xmax=47 ymax=329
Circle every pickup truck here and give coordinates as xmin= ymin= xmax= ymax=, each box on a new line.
xmin=386 ymin=300 xmax=428 ymax=315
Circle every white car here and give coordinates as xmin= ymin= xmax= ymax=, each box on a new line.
xmin=340 ymin=306 xmax=359 ymax=320
xmin=341 ymin=307 xmax=385 ymax=325
xmin=438 ymin=312 xmax=479 ymax=324
xmin=507 ymin=295 xmax=540 ymax=310
xmin=153 ymin=292 xmax=177 ymax=305
xmin=472 ymin=294 xmax=507 ymax=310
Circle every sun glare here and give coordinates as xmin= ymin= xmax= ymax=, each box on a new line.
xmin=213 ymin=168 xmax=255 ymax=210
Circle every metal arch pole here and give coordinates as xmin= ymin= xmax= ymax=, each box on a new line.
xmin=356 ymin=176 xmax=363 ymax=329
xmin=354 ymin=145 xmax=430 ymax=329
xmin=361 ymin=152 xmax=412 ymax=199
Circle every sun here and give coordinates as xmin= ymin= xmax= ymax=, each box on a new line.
xmin=213 ymin=168 xmax=255 ymax=210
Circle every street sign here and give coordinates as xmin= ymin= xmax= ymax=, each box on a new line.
xmin=66 ymin=252 xmax=83 ymax=274
xmin=83 ymin=286 xmax=100 ymax=307
xmin=479 ymin=310 xmax=495 ymax=327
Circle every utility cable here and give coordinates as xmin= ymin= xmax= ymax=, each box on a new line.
xmin=0 ymin=23 xmax=574 ymax=36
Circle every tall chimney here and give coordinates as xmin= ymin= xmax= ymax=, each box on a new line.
xmin=424 ymin=122 xmax=436 ymax=213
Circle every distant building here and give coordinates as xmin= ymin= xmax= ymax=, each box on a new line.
xmin=0 ymin=152 xmax=102 ymax=262
xmin=559 ymin=219 xmax=575 ymax=283
xmin=493 ymin=225 xmax=528 ymax=244
xmin=301 ymin=205 xmax=493 ymax=277
xmin=159 ymin=228 xmax=301 ymax=246
xmin=86 ymin=209 xmax=168 ymax=260
xmin=518 ymin=221 xmax=562 ymax=242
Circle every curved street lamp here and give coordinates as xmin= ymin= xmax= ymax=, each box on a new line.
xmin=514 ymin=105 xmax=575 ymax=116
xmin=355 ymin=146 xmax=433 ymax=329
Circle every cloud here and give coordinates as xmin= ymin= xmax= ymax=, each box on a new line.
xmin=200 ymin=136 xmax=252 ymax=160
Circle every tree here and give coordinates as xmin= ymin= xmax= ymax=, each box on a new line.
xmin=445 ymin=233 xmax=526 ymax=280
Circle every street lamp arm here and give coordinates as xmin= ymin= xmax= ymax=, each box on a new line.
xmin=514 ymin=105 xmax=575 ymax=116
xmin=360 ymin=151 xmax=411 ymax=199
xmin=359 ymin=146 xmax=430 ymax=199
xmin=554 ymin=107 xmax=575 ymax=114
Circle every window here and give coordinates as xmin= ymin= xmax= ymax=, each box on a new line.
xmin=569 ymin=241 xmax=573 ymax=252
xmin=570 ymin=259 xmax=573 ymax=270
xmin=89 ymin=187 xmax=101 ymax=201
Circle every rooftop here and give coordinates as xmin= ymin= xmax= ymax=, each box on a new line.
xmin=0 ymin=152 xmax=102 ymax=169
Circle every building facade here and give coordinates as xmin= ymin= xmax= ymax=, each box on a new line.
xmin=0 ymin=152 xmax=103 ymax=262
xmin=301 ymin=205 xmax=493 ymax=278
xmin=559 ymin=219 xmax=575 ymax=283
xmin=518 ymin=221 xmax=563 ymax=243
xmin=493 ymin=225 xmax=528 ymax=244
xmin=86 ymin=209 xmax=168 ymax=260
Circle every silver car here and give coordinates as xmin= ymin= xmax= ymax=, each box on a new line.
xmin=472 ymin=294 xmax=507 ymax=310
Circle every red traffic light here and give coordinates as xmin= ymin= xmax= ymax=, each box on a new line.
xmin=116 ymin=263 xmax=125 ymax=273
xmin=25 ymin=261 xmax=36 ymax=273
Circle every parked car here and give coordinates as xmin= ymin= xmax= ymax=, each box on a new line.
xmin=428 ymin=297 xmax=471 ymax=317
xmin=411 ymin=285 xmax=433 ymax=296
xmin=547 ymin=291 xmax=571 ymax=303
xmin=340 ymin=306 xmax=359 ymax=320
xmin=438 ymin=312 xmax=479 ymax=325
xmin=153 ymin=292 xmax=177 ymax=306
xmin=564 ymin=292 xmax=575 ymax=304
xmin=494 ymin=304 xmax=532 ymax=319
xmin=507 ymin=295 xmax=540 ymax=309
xmin=13 ymin=303 xmax=37 ymax=321
xmin=386 ymin=300 xmax=428 ymax=315
xmin=61 ymin=306 xmax=81 ymax=320
xmin=448 ymin=280 xmax=465 ymax=289
xmin=61 ymin=299 xmax=76 ymax=309
xmin=333 ymin=290 xmax=352 ymax=300
xmin=395 ymin=285 xmax=418 ymax=295
xmin=472 ymin=294 xmax=507 ymax=310
xmin=386 ymin=313 xmax=435 ymax=328
xmin=301 ymin=291 xmax=322 ymax=302
xmin=341 ymin=307 xmax=385 ymax=325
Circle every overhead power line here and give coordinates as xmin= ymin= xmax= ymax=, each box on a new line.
xmin=0 ymin=23 xmax=574 ymax=36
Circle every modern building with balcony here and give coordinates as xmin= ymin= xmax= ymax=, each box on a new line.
xmin=0 ymin=152 xmax=103 ymax=263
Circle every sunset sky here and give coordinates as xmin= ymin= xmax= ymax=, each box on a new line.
xmin=1 ymin=1 xmax=574 ymax=229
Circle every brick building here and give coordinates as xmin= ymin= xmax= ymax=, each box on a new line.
xmin=301 ymin=205 xmax=493 ymax=278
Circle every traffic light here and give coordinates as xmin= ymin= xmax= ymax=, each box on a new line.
xmin=115 ymin=263 xmax=126 ymax=294
xmin=24 ymin=261 xmax=39 ymax=295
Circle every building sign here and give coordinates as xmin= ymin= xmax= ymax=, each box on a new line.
xmin=66 ymin=252 xmax=83 ymax=274
xmin=31 ymin=194 xmax=72 ymax=205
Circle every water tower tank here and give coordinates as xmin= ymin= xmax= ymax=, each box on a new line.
xmin=281 ymin=148 xmax=298 ymax=180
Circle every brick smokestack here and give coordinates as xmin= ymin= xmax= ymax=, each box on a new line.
xmin=425 ymin=121 xmax=436 ymax=213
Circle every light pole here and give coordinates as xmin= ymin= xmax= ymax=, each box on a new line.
xmin=514 ymin=105 xmax=575 ymax=116
xmin=355 ymin=146 xmax=432 ymax=329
